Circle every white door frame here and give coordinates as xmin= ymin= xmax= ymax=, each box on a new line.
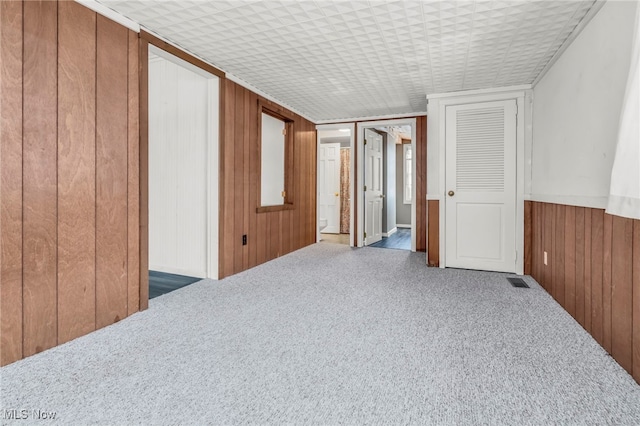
xmin=357 ymin=118 xmax=417 ymax=251
xmin=434 ymin=89 xmax=528 ymax=275
xmin=316 ymin=123 xmax=355 ymax=246
xmin=149 ymin=45 xmax=220 ymax=279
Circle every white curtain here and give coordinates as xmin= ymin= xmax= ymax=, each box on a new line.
xmin=607 ymin=3 xmax=640 ymax=220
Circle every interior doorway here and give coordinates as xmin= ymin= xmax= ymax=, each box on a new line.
xmin=147 ymin=46 xmax=219 ymax=297
xmin=357 ymin=119 xmax=417 ymax=252
xmin=316 ymin=124 xmax=354 ymax=246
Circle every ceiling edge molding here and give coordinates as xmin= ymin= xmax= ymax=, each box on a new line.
xmin=315 ymin=111 xmax=427 ymax=125
xmin=225 ymin=73 xmax=318 ymax=124
xmin=426 ymin=84 xmax=532 ymax=100
xmin=76 ymin=0 xmax=140 ymax=32
xmin=531 ymin=0 xmax=607 ymax=87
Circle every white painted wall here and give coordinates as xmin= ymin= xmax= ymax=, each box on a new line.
xmin=148 ymin=49 xmax=219 ymax=279
xmin=531 ymin=0 xmax=637 ymax=208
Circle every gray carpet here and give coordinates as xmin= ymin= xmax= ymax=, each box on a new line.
xmin=1 ymin=243 xmax=640 ymax=425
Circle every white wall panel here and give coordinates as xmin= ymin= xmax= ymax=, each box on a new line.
xmin=531 ymin=1 xmax=637 ymax=207
xmin=149 ymin=52 xmax=218 ymax=278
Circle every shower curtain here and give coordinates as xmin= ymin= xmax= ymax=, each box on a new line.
xmin=340 ymin=148 xmax=350 ymax=234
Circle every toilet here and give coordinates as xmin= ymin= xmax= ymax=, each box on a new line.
xmin=319 ymin=218 xmax=328 ymax=233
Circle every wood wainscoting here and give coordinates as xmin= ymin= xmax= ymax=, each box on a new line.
xmin=219 ymin=80 xmax=317 ymax=278
xmin=526 ymin=201 xmax=640 ymax=384
xmin=0 ymin=1 xmax=142 ymax=366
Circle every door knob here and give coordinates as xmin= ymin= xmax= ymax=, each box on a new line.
xmin=335 ymin=192 xmax=339 ymax=197
xmin=380 ymin=194 xmax=385 ymax=198
xmin=448 ymin=190 xmax=455 ymax=196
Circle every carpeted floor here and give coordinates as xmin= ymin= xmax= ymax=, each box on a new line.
xmin=1 ymin=244 xmax=640 ymax=425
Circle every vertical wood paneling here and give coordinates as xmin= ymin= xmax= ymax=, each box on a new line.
xmin=543 ymin=203 xmax=554 ymax=292
xmin=57 ymin=0 xmax=96 ymax=344
xmin=564 ymin=206 xmax=576 ymax=317
xmin=591 ymin=209 xmax=604 ymax=345
xmin=138 ymin=39 xmax=149 ymax=311
xmin=248 ymin=90 xmax=258 ymax=268
xmin=242 ymin=88 xmax=251 ymax=270
xmin=554 ymin=205 xmax=565 ymax=305
xmin=527 ymin=202 xmax=639 ymax=382
xmin=219 ymin=81 xmax=316 ymax=278
xmin=233 ymin=85 xmax=244 ymax=274
xmin=427 ymin=200 xmax=439 ymax=267
xmin=95 ymin=15 xmax=129 ymax=329
xmin=127 ymin=30 xmax=140 ymax=315
xmin=222 ymin=80 xmax=235 ymax=277
xmin=603 ymin=213 xmax=613 ymax=353
xmin=22 ymin=0 xmax=58 ymax=356
xmin=611 ymin=215 xmax=633 ymax=371
xmin=575 ymin=207 xmax=585 ymax=326
xmin=0 ymin=0 xmax=24 ymax=366
xmin=416 ymin=116 xmax=427 ymax=252
xmin=633 ymin=220 xmax=640 ymax=383
xmin=1 ymin=0 xmax=141 ymax=365
xmin=524 ymin=201 xmax=532 ymax=275
xmin=584 ymin=209 xmax=593 ymax=332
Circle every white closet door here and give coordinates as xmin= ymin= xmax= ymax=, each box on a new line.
xmin=445 ymin=100 xmax=517 ymax=273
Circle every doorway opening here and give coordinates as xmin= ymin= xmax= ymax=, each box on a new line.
xmin=316 ymin=124 xmax=354 ymax=246
xmin=147 ymin=46 xmax=220 ymax=298
xmin=357 ymin=119 xmax=417 ymax=252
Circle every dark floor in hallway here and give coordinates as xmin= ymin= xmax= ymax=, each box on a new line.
xmin=149 ymin=271 xmax=202 ymax=299
xmin=369 ymin=227 xmax=411 ymax=250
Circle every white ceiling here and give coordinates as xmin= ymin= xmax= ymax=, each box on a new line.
xmin=98 ymin=0 xmax=599 ymax=122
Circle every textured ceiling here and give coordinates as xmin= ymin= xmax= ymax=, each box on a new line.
xmin=98 ymin=0 xmax=598 ymax=122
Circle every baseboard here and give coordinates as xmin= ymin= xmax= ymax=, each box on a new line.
xmin=383 ymin=227 xmax=397 ymax=237
xmin=396 ymin=224 xmax=411 ymax=228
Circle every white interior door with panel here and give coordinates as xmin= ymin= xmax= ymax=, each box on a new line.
xmin=445 ymin=100 xmax=517 ymax=273
xmin=364 ymin=129 xmax=384 ymax=245
xmin=318 ymin=143 xmax=341 ymax=234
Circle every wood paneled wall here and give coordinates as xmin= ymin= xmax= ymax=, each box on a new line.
xmin=527 ymin=201 xmax=640 ymax=384
xmin=0 ymin=0 xmax=142 ymax=366
xmin=219 ymin=80 xmax=317 ymax=278
xmin=427 ymin=200 xmax=440 ymax=266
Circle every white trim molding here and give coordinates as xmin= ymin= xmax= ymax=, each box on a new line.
xmin=75 ymin=0 xmax=141 ymax=32
xmin=526 ymin=194 xmax=608 ymax=210
xmin=427 ymin=87 xmax=533 ymax=275
xmin=357 ymin=118 xmax=418 ymax=252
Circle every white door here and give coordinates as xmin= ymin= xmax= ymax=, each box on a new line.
xmin=149 ymin=53 xmax=210 ymax=278
xmin=318 ymin=143 xmax=341 ymax=234
xmin=445 ymin=100 xmax=517 ymax=273
xmin=364 ymin=129 xmax=383 ymax=245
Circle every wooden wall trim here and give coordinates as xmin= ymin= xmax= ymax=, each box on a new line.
xmin=0 ymin=0 xmax=25 ymax=366
xmin=138 ymin=37 xmax=149 ymax=310
xmin=140 ymin=30 xmax=225 ymax=79
xmin=527 ymin=201 xmax=640 ymax=384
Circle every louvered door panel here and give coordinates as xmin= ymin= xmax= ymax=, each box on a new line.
xmin=445 ymin=100 xmax=517 ymax=273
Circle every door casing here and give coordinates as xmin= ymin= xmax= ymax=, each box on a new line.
xmin=430 ymin=88 xmax=530 ymax=275
xmin=357 ymin=118 xmax=417 ymax=251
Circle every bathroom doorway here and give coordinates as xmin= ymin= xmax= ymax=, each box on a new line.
xmin=316 ymin=124 xmax=354 ymax=246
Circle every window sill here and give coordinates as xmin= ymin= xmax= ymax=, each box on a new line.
xmin=256 ymin=203 xmax=295 ymax=213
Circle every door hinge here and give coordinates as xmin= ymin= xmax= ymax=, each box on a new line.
xmin=364 ymin=139 xmax=367 ymax=145
xmin=282 ymin=128 xmax=287 ymax=136
xmin=364 ymin=232 xmax=367 ymax=238
xmin=364 ymin=185 xmax=367 ymax=191
xmin=281 ymin=190 xmax=286 ymax=198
